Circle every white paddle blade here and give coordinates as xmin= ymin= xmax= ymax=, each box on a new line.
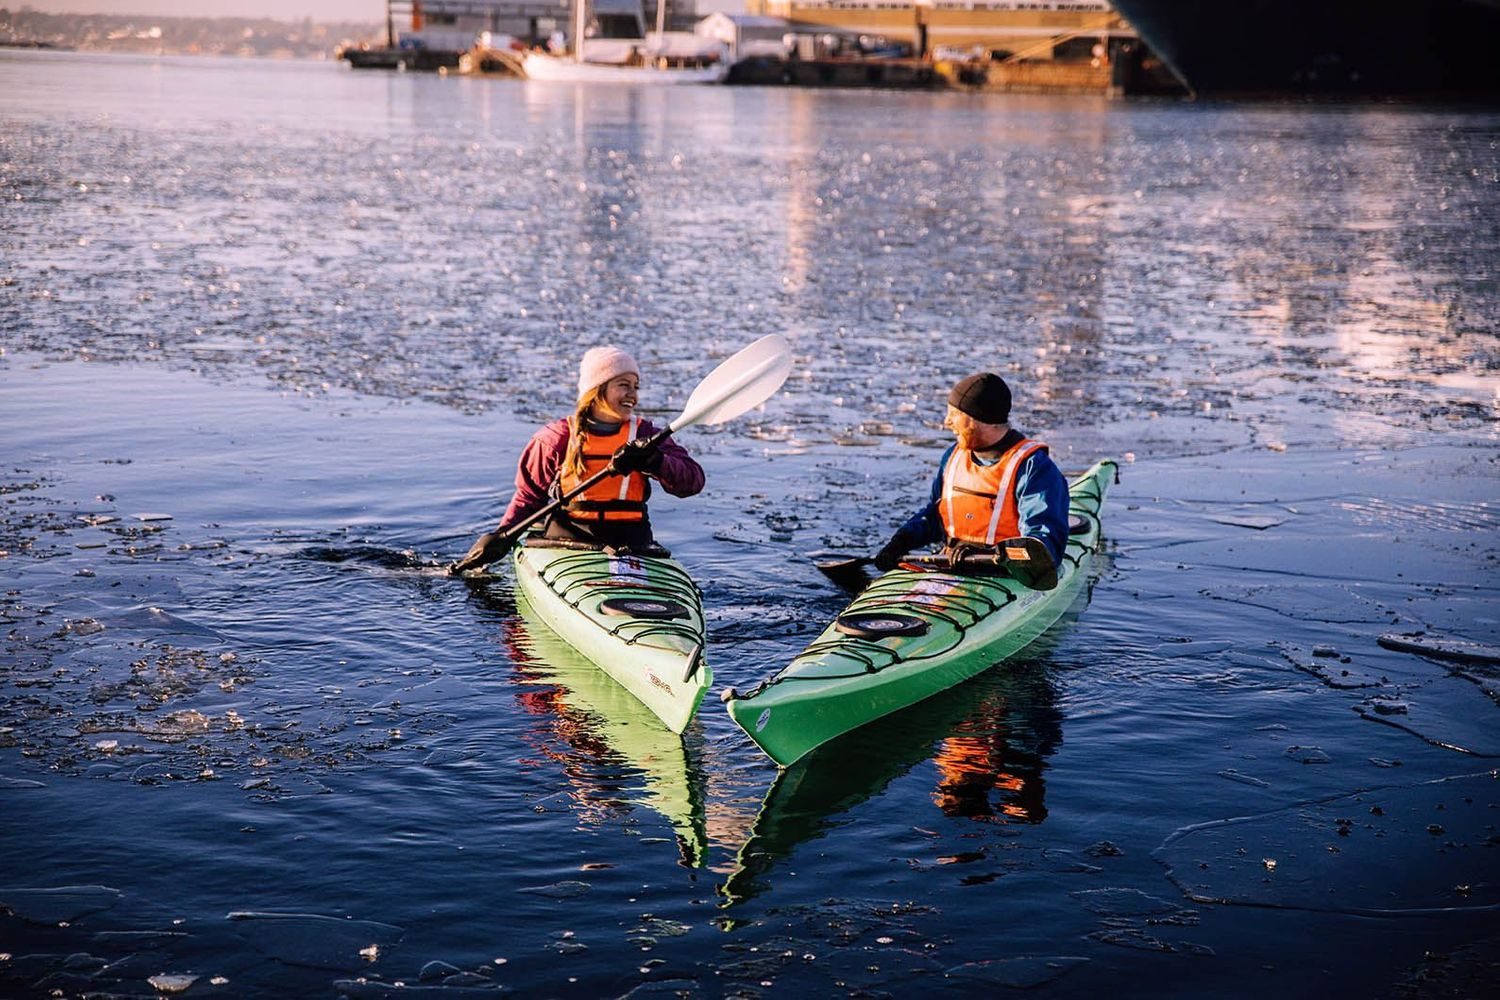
xmin=669 ymin=334 xmax=793 ymax=431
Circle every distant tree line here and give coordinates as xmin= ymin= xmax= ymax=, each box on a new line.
xmin=0 ymin=8 xmax=383 ymax=58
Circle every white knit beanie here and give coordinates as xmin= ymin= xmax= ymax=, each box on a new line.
xmin=577 ymin=346 xmax=640 ymax=399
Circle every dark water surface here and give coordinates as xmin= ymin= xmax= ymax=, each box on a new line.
xmin=3 ymin=51 xmax=1499 ymax=998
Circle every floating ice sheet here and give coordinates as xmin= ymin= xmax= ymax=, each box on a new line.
xmin=227 ymin=911 xmax=404 ymax=971
xmin=1155 ymin=771 xmax=1500 ymax=914
xmin=943 ymin=956 xmax=1088 ymax=988
xmin=0 ymin=884 xmax=123 ymax=924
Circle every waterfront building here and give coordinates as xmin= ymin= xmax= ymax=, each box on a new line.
xmin=695 ymin=12 xmax=800 ymax=62
xmin=746 ymin=0 xmax=1131 ymax=60
xmin=379 ymin=0 xmax=702 ymax=51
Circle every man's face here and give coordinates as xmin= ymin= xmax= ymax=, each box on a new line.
xmin=944 ymin=405 xmax=1003 ymax=450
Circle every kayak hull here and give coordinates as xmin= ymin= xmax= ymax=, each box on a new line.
xmin=727 ymin=459 xmax=1115 ymax=767
xmin=513 ymin=542 xmax=711 ymax=733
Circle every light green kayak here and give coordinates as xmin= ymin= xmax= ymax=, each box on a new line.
xmin=512 ymin=540 xmax=711 ymax=734
xmin=511 ymin=590 xmax=709 ymax=867
xmin=725 ymin=459 xmax=1116 ymax=767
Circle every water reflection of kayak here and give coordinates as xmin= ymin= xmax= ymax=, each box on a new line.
xmin=726 ymin=459 xmax=1116 ymax=767
xmin=513 ymin=540 xmax=711 ymax=733
xmin=720 ymin=665 xmax=1063 ymax=906
xmin=509 ymin=593 xmax=709 ymax=868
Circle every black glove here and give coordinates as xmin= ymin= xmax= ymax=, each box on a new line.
xmin=873 ymin=537 xmax=910 ymax=572
xmin=945 ymin=541 xmax=976 ymax=570
xmin=447 ymin=531 xmax=514 ymax=575
xmin=608 ymin=438 xmax=663 ymax=476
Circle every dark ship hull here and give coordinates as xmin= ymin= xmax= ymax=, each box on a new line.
xmin=1110 ymin=0 xmax=1500 ymax=97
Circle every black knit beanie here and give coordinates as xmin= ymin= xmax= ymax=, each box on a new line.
xmin=947 ymin=372 xmax=1011 ymax=424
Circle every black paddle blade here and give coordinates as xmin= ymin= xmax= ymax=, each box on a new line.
xmin=813 ymin=554 xmax=874 ymax=590
xmin=998 ymin=536 xmax=1058 ymax=590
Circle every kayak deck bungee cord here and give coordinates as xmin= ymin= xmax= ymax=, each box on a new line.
xmin=724 ymin=458 xmax=1117 ymax=767
xmin=513 ymin=538 xmax=711 ymax=734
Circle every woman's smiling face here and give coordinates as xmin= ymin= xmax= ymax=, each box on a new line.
xmin=593 ymin=374 xmax=639 ymax=422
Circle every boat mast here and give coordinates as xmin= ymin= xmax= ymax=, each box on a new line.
xmin=573 ymin=0 xmax=586 ymax=62
xmin=655 ymin=0 xmax=666 ymax=37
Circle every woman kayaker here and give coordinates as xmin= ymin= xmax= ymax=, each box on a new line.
xmin=448 ymin=346 xmax=705 ymax=574
xmin=872 ymin=372 xmax=1069 ymax=583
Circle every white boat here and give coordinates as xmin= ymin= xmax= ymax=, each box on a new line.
xmin=522 ymin=47 xmax=727 ymax=84
xmin=521 ymin=0 xmax=727 ymax=85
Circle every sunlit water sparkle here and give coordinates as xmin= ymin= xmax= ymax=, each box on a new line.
xmin=2 ymin=49 xmax=1498 ymax=998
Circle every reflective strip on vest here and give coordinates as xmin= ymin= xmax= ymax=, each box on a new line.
xmin=939 ymin=438 xmax=1045 ymax=545
xmin=560 ymin=415 xmax=647 ymax=523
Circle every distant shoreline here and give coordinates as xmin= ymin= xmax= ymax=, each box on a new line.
xmin=0 ymin=46 xmax=351 ymax=63
xmin=0 ymin=9 xmax=381 ymax=60
xmin=0 ymin=40 xmax=72 ymax=50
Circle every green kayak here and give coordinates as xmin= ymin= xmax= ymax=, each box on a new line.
xmin=725 ymin=458 xmax=1116 ymax=767
xmin=513 ymin=540 xmax=711 ymax=734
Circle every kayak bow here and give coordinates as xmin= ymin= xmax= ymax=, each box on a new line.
xmin=513 ymin=540 xmax=711 ymax=734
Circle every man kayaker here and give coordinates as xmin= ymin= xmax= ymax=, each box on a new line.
xmin=872 ymin=372 xmax=1069 ymax=585
xmin=448 ymin=346 xmax=705 ymax=574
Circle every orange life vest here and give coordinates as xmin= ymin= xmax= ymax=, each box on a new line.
xmin=939 ymin=437 xmax=1046 ymax=545
xmin=559 ymin=416 xmax=648 ymax=523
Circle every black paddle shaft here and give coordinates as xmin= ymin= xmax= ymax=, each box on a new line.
xmin=816 ymin=537 xmax=1058 ymax=590
xmin=907 ymin=540 xmax=1058 ymax=590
